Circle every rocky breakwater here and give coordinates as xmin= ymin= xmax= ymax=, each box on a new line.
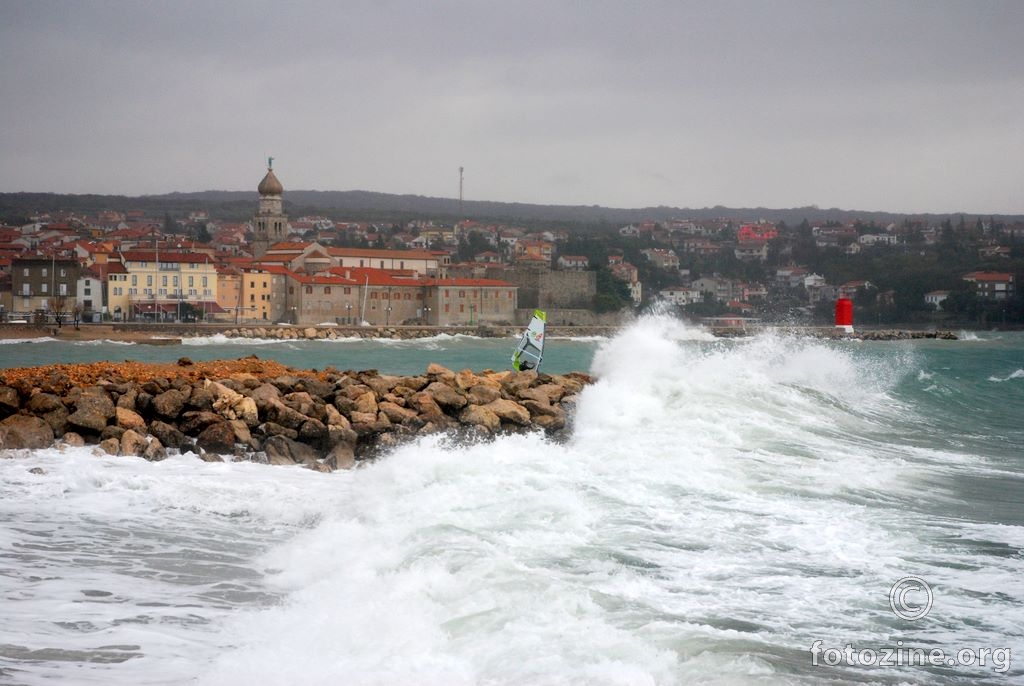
xmin=0 ymin=357 xmax=592 ymax=471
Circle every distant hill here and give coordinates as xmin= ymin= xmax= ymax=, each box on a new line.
xmin=1 ymin=190 xmax=1020 ymax=227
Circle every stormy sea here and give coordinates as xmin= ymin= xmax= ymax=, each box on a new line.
xmin=1 ymin=314 xmax=1022 ymax=685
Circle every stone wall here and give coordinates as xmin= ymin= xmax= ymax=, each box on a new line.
xmin=0 ymin=362 xmax=593 ymax=471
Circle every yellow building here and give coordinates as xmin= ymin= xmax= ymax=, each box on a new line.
xmin=106 ymin=250 xmax=221 ymax=321
xmin=240 ymin=265 xmax=287 ymax=323
xmin=216 ymin=265 xmax=242 ymax=323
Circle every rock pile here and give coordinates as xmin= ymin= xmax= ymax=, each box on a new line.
xmin=0 ymin=360 xmax=592 ymax=471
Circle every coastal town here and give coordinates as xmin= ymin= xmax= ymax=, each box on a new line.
xmin=0 ymin=163 xmax=1021 ymax=332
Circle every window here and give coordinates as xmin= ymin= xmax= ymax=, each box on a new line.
xmin=42 ymin=268 xmax=48 ymax=277
xmin=60 ymin=269 xmax=67 ymax=277
xmin=305 ymin=286 xmax=312 ymax=294
xmin=162 ymin=275 xmax=168 ymax=287
xmin=41 ymin=284 xmax=48 ymax=294
xmin=324 ymin=287 xmax=331 ymax=294
xmin=22 ymin=268 xmax=28 ymax=277
xmin=188 ymin=276 xmax=194 ymax=287
xmin=344 ymin=287 xmax=351 ymax=295
xmin=146 ymin=275 xmax=153 ymax=287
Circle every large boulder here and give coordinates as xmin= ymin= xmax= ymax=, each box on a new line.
xmin=350 ymin=411 xmax=392 ymax=437
xmin=115 ymin=407 xmax=147 ymax=432
xmin=67 ymin=388 xmax=115 ymax=433
xmin=297 ymin=418 xmax=328 ymax=447
xmin=152 ymin=389 xmax=188 ymax=420
xmin=179 ymin=411 xmax=223 ymax=435
xmin=377 ymin=401 xmax=418 ymax=424
xmin=26 ymin=392 xmax=64 ymax=415
xmin=466 ymin=383 xmax=501 ymax=405
xmin=294 ymin=377 xmax=334 ymax=399
xmin=186 ymin=383 xmax=216 ymax=411
xmin=248 ymin=383 xmax=282 ymax=404
xmin=0 ymin=386 xmax=20 ymax=418
xmin=323 ymin=404 xmax=352 ymax=430
xmin=228 ymin=419 xmax=253 ymax=448
xmin=361 ymin=375 xmax=400 ymax=398
xmin=196 ymin=421 xmax=237 ymax=454
xmin=0 ymin=415 xmax=54 ymax=450
xmin=120 ymin=429 xmax=149 ymax=457
xmin=27 ymin=392 xmax=68 ymax=437
xmin=353 ymin=391 xmax=379 ymax=415
xmin=149 ymin=420 xmax=188 ymax=450
xmin=458 ymin=405 xmax=501 ymax=432
xmin=284 ymin=391 xmax=326 ymax=422
xmin=143 ymin=437 xmax=167 ymax=462
xmin=424 ymin=382 xmax=467 ymax=409
xmin=326 ymin=441 xmax=356 ymax=470
xmin=261 ymin=421 xmax=299 ymax=440
xmin=263 ymin=435 xmax=319 ymax=465
xmin=262 ymin=398 xmax=308 ymax=430
xmin=483 ymin=398 xmax=531 ymax=425
xmin=406 ymin=391 xmax=450 ymax=426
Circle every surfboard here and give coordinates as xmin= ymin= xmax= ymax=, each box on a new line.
xmin=511 ymin=309 xmax=546 ymax=372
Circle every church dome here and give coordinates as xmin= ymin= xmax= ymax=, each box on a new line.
xmin=258 ymin=168 xmax=283 ymax=196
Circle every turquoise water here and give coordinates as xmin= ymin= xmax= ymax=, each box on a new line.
xmin=1 ymin=319 xmax=1022 ymax=684
xmin=0 ymin=333 xmax=600 ymax=376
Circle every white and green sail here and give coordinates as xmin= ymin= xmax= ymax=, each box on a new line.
xmin=511 ymin=309 xmax=546 ymax=371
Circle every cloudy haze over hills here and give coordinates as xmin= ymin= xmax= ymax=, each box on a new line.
xmin=1 ymin=1 xmax=1022 ymax=215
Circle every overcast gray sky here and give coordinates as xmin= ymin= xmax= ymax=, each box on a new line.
xmin=2 ymin=0 xmax=1022 ymax=214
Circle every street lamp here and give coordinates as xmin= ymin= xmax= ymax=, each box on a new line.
xmin=385 ymin=305 xmax=392 ymax=326
xmin=345 ymin=303 xmax=352 ymax=324
xmin=469 ymin=303 xmax=476 ymax=325
xmin=422 ymin=305 xmax=431 ymax=325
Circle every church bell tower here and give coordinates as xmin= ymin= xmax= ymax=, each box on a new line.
xmin=251 ymin=157 xmax=287 ymax=259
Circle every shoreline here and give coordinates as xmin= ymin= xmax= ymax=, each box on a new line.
xmin=0 ymin=320 xmax=978 ymax=343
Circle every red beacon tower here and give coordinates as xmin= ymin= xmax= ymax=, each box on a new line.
xmin=835 ymin=298 xmax=854 ymax=334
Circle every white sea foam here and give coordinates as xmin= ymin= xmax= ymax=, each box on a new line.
xmin=73 ymin=338 xmax=137 ymax=346
xmin=182 ymin=333 xmax=287 ymax=346
xmin=0 ymin=337 xmax=57 ymax=344
xmin=989 ymin=368 xmax=1024 ymax=383
xmin=2 ymin=315 xmax=1022 ymax=685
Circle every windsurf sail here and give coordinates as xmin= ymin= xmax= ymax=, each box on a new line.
xmin=511 ymin=309 xmax=546 ymax=372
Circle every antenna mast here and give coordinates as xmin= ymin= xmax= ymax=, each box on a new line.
xmin=458 ymin=166 xmax=464 ymax=218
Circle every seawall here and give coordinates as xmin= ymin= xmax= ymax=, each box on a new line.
xmin=0 ymin=358 xmax=592 ymax=471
